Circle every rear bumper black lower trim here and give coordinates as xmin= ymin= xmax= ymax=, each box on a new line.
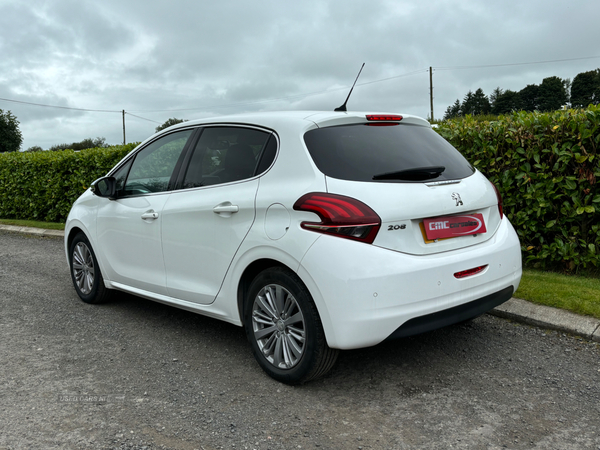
xmin=385 ymin=286 xmax=514 ymax=341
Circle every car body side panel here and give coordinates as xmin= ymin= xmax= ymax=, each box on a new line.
xmin=209 ymin=127 xmax=329 ymax=317
xmin=95 ymin=193 xmax=171 ymax=295
xmin=161 ymin=178 xmax=260 ymax=304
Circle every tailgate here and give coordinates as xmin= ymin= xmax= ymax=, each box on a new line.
xmin=325 ymin=171 xmax=502 ymax=255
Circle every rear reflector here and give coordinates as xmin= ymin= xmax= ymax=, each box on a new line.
xmin=454 ymin=265 xmax=488 ymax=279
xmin=293 ymin=193 xmax=381 ymax=244
xmin=366 ymin=114 xmax=403 ymax=122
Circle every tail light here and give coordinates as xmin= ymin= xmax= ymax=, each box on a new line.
xmin=491 ymin=182 xmax=504 ymax=219
xmin=293 ymin=193 xmax=381 ymax=244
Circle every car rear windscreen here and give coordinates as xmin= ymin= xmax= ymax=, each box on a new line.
xmin=304 ymin=123 xmax=474 ymax=182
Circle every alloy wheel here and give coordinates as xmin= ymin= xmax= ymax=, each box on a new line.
xmin=252 ymin=284 xmax=306 ymax=369
xmin=72 ymin=242 xmax=95 ymax=295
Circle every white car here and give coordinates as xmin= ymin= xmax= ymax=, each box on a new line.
xmin=65 ymin=111 xmax=522 ymax=384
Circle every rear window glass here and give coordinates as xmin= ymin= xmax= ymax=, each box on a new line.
xmin=303 ymin=123 xmax=474 ymax=182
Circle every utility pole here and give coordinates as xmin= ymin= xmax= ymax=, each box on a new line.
xmin=429 ymin=67 xmax=434 ymax=121
xmin=122 ymin=110 xmax=126 ymax=145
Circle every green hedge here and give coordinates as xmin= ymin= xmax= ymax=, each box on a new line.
xmin=0 ymin=144 xmax=137 ymax=223
xmin=436 ymin=106 xmax=600 ymax=271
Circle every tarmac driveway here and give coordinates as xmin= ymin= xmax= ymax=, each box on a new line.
xmin=1 ymin=231 xmax=599 ymax=450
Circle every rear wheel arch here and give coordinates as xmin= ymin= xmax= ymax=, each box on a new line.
xmin=237 ymin=259 xmax=292 ymax=323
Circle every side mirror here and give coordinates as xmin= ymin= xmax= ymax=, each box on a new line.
xmin=91 ymin=177 xmax=117 ymax=200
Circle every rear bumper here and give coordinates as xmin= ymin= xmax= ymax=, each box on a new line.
xmin=385 ymin=286 xmax=513 ymax=340
xmin=297 ymin=217 xmax=522 ymax=349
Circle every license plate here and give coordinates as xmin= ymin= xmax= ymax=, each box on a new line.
xmin=422 ymin=214 xmax=487 ymax=241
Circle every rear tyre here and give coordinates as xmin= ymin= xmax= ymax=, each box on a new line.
xmin=69 ymin=232 xmax=111 ymax=304
xmin=244 ymin=267 xmax=339 ymax=384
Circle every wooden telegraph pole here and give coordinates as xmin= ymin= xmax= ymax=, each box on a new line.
xmin=122 ymin=110 xmax=126 ymax=145
xmin=429 ymin=67 xmax=434 ymax=122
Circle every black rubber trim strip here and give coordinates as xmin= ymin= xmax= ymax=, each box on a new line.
xmin=385 ymin=286 xmax=514 ymax=340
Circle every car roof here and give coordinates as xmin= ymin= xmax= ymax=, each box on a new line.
xmin=162 ymin=111 xmax=431 ymax=133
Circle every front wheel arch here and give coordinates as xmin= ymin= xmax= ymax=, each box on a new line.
xmin=68 ymin=231 xmax=112 ymax=304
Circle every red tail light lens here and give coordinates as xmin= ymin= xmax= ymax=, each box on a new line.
xmin=366 ymin=114 xmax=403 ymax=122
xmin=491 ymin=182 xmax=504 ymax=219
xmin=293 ymin=193 xmax=381 ymax=244
xmin=454 ymin=265 xmax=488 ymax=279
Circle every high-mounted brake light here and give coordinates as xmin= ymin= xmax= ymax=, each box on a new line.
xmin=293 ymin=193 xmax=381 ymax=244
xmin=491 ymin=182 xmax=504 ymax=219
xmin=366 ymin=114 xmax=403 ymax=122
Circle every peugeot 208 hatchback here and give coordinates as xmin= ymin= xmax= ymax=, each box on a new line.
xmin=65 ymin=111 xmax=522 ymax=384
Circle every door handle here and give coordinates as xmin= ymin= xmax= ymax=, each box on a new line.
xmin=141 ymin=211 xmax=159 ymax=220
xmin=213 ymin=203 xmax=239 ymax=215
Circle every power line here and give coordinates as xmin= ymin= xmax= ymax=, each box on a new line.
xmin=0 ymin=96 xmax=120 ymax=113
xmin=125 ymin=112 xmax=161 ymax=124
xmin=434 ymin=55 xmax=600 ymax=71
xmin=356 ymin=68 xmax=429 ymax=86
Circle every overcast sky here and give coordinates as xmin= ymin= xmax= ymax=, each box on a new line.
xmin=1 ymin=0 xmax=599 ymax=151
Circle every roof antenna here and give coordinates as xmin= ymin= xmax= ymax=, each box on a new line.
xmin=334 ymin=63 xmax=365 ymax=112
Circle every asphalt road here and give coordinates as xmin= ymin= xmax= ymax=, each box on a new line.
xmin=1 ymin=231 xmax=599 ymax=450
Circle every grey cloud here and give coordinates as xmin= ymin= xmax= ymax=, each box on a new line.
xmin=0 ymin=0 xmax=598 ymax=150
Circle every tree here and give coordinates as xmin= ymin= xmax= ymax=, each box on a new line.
xmin=570 ymin=69 xmax=600 ymax=108
xmin=0 ymin=109 xmax=23 ymax=153
xmin=444 ymin=99 xmax=462 ymax=120
xmin=538 ymin=76 xmax=567 ymax=112
xmin=489 ymin=87 xmax=503 ymax=111
xmin=519 ymin=84 xmax=540 ymax=112
xmin=471 ymin=88 xmax=491 ymax=115
xmin=156 ymin=118 xmax=186 ymax=133
xmin=461 ymin=91 xmax=476 ymax=115
xmin=492 ymin=90 xmax=521 ymax=115
xmin=459 ymin=89 xmax=490 ymax=116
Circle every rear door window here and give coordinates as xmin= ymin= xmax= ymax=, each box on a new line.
xmin=304 ymin=123 xmax=474 ymax=182
xmin=181 ymin=126 xmax=275 ymax=188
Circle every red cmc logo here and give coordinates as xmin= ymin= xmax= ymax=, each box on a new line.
xmin=429 ymin=220 xmax=450 ymax=230
xmin=423 ymin=214 xmax=486 ymax=240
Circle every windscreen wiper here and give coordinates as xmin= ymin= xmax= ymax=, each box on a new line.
xmin=372 ymin=166 xmax=446 ymax=181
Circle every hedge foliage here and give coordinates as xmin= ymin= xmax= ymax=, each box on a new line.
xmin=436 ymin=105 xmax=600 ymax=271
xmin=0 ymin=144 xmax=137 ymax=223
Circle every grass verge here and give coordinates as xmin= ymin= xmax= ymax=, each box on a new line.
xmin=515 ymin=269 xmax=600 ymax=320
xmin=0 ymin=218 xmax=65 ymax=230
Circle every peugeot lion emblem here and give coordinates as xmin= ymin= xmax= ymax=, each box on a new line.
xmin=452 ymin=192 xmax=463 ymax=207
